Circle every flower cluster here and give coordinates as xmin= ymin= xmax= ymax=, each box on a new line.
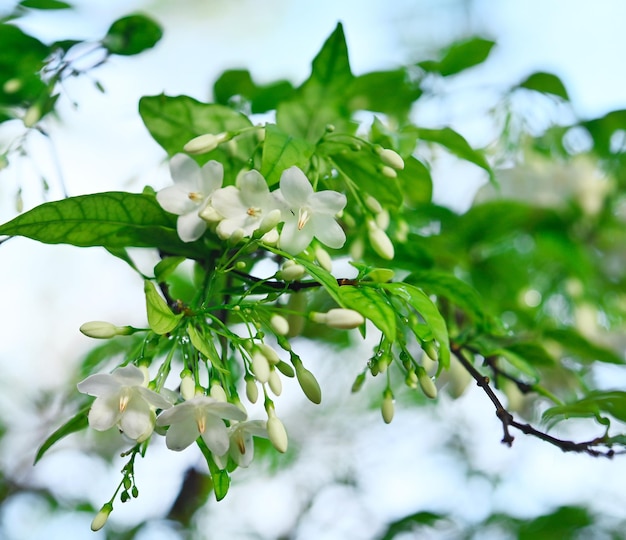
xmin=156 ymin=154 xmax=347 ymax=255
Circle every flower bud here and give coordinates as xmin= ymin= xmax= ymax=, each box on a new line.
xmin=91 ymin=503 xmax=113 ymax=531
xmin=251 ymin=350 xmax=270 ymax=383
xmin=259 ymin=343 xmax=280 ymax=365
xmin=380 ymin=165 xmax=397 ymax=179
xmin=261 ymin=228 xmax=279 ymax=245
xmin=80 ymin=321 xmax=131 ymax=339
xmin=277 ymin=261 xmax=307 ymax=281
xmin=423 ymin=341 xmax=439 ymax=362
xmin=245 ymin=377 xmax=259 ymax=403
xmin=294 ymin=360 xmax=322 ymax=404
xmin=405 ymin=370 xmax=419 ymax=389
xmin=23 ymin=104 xmax=41 ymax=128
xmin=268 ymin=369 xmax=282 ymax=396
xmin=270 ymin=314 xmax=290 ymax=336
xmin=258 ymin=209 xmax=282 ymax=235
xmin=377 ymin=147 xmax=405 ymax=170
xmin=367 ymin=220 xmax=394 ymax=260
xmin=3 ymin=78 xmax=21 ymax=94
xmin=199 ymin=204 xmax=223 ymax=223
xmin=364 ymin=195 xmax=383 ymax=214
xmin=365 ymin=268 xmax=395 ymax=283
xmin=381 ymin=391 xmax=395 ymax=424
xmin=267 ymin=410 xmax=288 ymax=453
xmin=183 ymin=132 xmax=227 ymax=154
xmin=376 ymin=209 xmax=390 ymax=230
xmin=275 ymin=360 xmax=295 ymax=377
xmin=311 ymin=308 xmax=364 ymax=330
xmin=287 ymin=292 xmax=307 ymax=338
xmin=210 ymin=383 xmax=228 ymax=402
xmin=314 ymin=245 xmax=332 ymax=272
xmin=351 ymin=372 xmax=366 ymax=393
xmin=180 ymin=374 xmax=195 ymax=400
xmin=418 ymin=369 xmax=438 ymax=399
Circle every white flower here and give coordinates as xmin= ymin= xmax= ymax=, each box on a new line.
xmin=77 ymin=365 xmax=171 ymax=441
xmin=156 ymin=154 xmax=223 ymax=242
xmin=275 ymin=166 xmax=346 ymax=255
xmin=155 ymin=395 xmax=246 ymax=454
xmin=214 ymin=419 xmax=268 ymax=468
xmin=211 ymin=170 xmax=281 ymax=239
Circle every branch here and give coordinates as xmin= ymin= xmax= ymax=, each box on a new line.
xmin=450 ymin=342 xmax=623 ymax=458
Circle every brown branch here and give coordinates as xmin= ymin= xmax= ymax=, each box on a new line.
xmin=450 ymin=342 xmax=623 ymax=458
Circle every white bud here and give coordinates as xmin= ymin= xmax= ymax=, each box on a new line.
xmin=314 ymin=245 xmax=333 ymax=272
xmin=311 ymin=308 xmax=364 ymax=329
xmin=259 ymin=343 xmax=280 ymax=365
xmin=251 ymin=350 xmax=270 ymax=383
xmin=277 ymin=262 xmax=307 ymax=281
xmin=364 ymin=195 xmax=383 ymax=214
xmin=270 ymin=314 xmax=290 ymax=336
xmin=261 ymin=228 xmax=279 ymax=245
xmin=91 ymin=504 xmax=113 ymax=531
xmin=418 ymin=371 xmax=438 ymax=399
xmin=183 ymin=132 xmax=227 ymax=154
xmin=79 ymin=321 xmax=131 ymax=339
xmin=268 ymin=369 xmax=282 ymax=396
xmin=381 ymin=392 xmax=395 ymax=424
xmin=378 ymin=147 xmax=405 ymax=170
xmin=210 ymin=383 xmax=228 ymax=402
xmin=350 ymin=237 xmax=365 ymax=260
xmin=423 ymin=341 xmax=439 ymax=362
xmin=376 ymin=209 xmax=390 ymax=230
xmin=267 ymin=411 xmax=288 ymax=453
xmin=180 ymin=375 xmax=195 ymax=401
xmin=245 ymin=377 xmax=259 ymax=403
xmin=380 ymin=165 xmax=397 ymax=179
xmin=199 ymin=204 xmax=223 ymax=223
xmin=23 ymin=104 xmax=41 ymax=128
xmin=367 ymin=220 xmax=394 ymax=260
xmin=3 ymin=78 xmax=21 ymax=94
xmin=258 ymin=209 xmax=282 ymax=235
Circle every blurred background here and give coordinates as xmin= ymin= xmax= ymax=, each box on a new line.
xmin=2 ymin=0 xmax=626 ymax=538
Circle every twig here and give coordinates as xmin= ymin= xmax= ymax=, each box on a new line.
xmin=450 ymin=342 xmax=623 ymax=458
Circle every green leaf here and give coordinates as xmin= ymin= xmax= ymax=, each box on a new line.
xmin=418 ymin=37 xmax=495 ymax=77
xmin=34 ymin=407 xmax=89 ymax=464
xmin=338 ymin=285 xmax=396 ymax=341
xmin=379 ymin=511 xmax=446 ymax=540
xmin=19 ymin=0 xmax=72 ymax=8
xmin=383 ymin=282 xmax=450 ymax=369
xmin=277 ymin=23 xmax=353 ymax=141
xmin=0 ymin=192 xmax=205 ymax=258
xmin=544 ymin=328 xmax=624 ymax=365
xmin=580 ymin=109 xmax=626 ymax=157
xmin=543 ymin=391 xmax=626 ymax=424
xmin=139 ymin=94 xmax=253 ymax=161
xmin=260 ymin=124 xmax=314 ymax=186
xmin=414 ymin=127 xmax=494 ymax=182
xmin=348 ymin=68 xmax=421 ymax=119
xmin=197 ymin=438 xmax=230 ymax=501
xmin=144 ymin=280 xmax=183 ymax=335
xmin=406 ymin=270 xmax=491 ymax=327
xmin=187 ymin=323 xmax=218 ymax=362
xmin=295 ymin=258 xmax=342 ymax=306
xmin=154 ymin=256 xmax=186 ymax=281
xmin=517 ymin=71 xmax=569 ymax=101
xmin=331 ymin=150 xmax=403 ymax=209
xmin=102 ymin=14 xmax=162 ymax=56
xmin=0 ymin=24 xmax=49 ymax=110
xmin=396 ymin=156 xmax=432 ymax=206
xmin=213 ymin=69 xmax=295 ymax=113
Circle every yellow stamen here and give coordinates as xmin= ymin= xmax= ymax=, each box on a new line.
xmin=297 ymin=208 xmax=310 ymax=230
xmin=119 ymin=391 xmax=130 ymax=413
xmin=188 ymin=191 xmax=203 ymax=202
xmin=196 ymin=413 xmax=206 ymax=434
xmin=247 ymin=207 xmax=261 ymax=217
xmin=236 ymin=433 xmax=246 ymax=454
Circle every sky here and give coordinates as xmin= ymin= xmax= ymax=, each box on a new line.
xmin=2 ymin=0 xmax=626 ymax=538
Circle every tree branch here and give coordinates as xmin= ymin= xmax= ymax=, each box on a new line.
xmin=450 ymin=342 xmax=623 ymax=458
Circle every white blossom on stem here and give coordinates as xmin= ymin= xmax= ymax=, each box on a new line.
xmin=155 ymin=395 xmax=246 ymax=455
xmin=77 ymin=365 xmax=171 ymax=441
xmin=274 ymin=166 xmax=346 ymax=255
xmin=211 ymin=170 xmax=281 ymax=239
xmin=214 ymin=419 xmax=268 ymax=469
xmin=156 ymin=154 xmax=223 ymax=242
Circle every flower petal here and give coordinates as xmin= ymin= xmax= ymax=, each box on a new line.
xmin=198 ymin=160 xmax=224 ymax=193
xmin=156 ymin=185 xmax=197 ymax=215
xmin=230 ymin=430 xmax=255 ymax=467
xmin=279 ymin=219 xmax=315 ymax=255
xmin=311 ymin=215 xmax=346 ymax=249
xmin=238 ymin=170 xmax=270 ymax=207
xmin=279 ymin=167 xmax=313 ymax=207
xmin=77 ymin=374 xmax=122 ymax=397
xmin=136 ymin=386 xmax=172 ymax=410
xmin=177 ymin=211 xmax=207 ymax=242
xmin=200 ymin=415 xmax=230 ymax=455
xmin=119 ymin=395 xmax=154 ymax=440
xmin=205 ymin=401 xmax=247 ymax=422
xmin=310 ymin=190 xmax=347 ymax=215
xmin=212 ymin=186 xmax=246 ymax=219
xmin=156 ymin=400 xmax=194 ymax=427
xmin=164 ymin=415 xmax=199 ymax=451
xmin=88 ymin=395 xmax=121 ymax=431
xmin=169 ymin=154 xmax=202 ymax=191
xmin=112 ymin=365 xmax=146 ymax=387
